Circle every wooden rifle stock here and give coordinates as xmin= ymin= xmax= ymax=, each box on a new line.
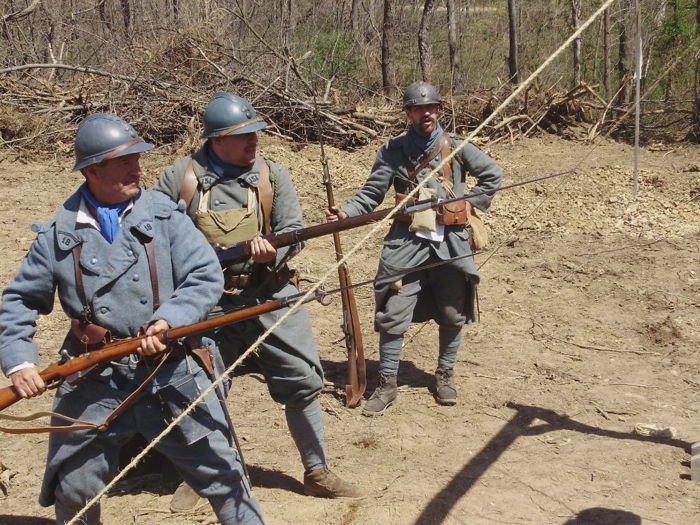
xmin=0 ymin=293 xmax=306 ymax=412
xmin=321 ymin=154 xmax=366 ymax=408
xmin=216 ymin=168 xmax=576 ymax=266
xmin=216 ymin=207 xmax=396 ymax=265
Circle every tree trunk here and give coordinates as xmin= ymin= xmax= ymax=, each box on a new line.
xmin=446 ymin=0 xmax=460 ymax=91
xmin=351 ymin=0 xmax=360 ymax=33
xmin=120 ymin=0 xmax=131 ymax=33
xmin=418 ymin=0 xmax=437 ymax=83
xmin=571 ymin=0 xmax=582 ymax=87
xmin=98 ymin=0 xmax=112 ymax=30
xmin=44 ymin=2 xmax=63 ymax=68
xmin=381 ymin=0 xmax=396 ymax=96
xmin=604 ymin=7 xmax=611 ymax=100
xmin=691 ymin=0 xmax=700 ymax=141
xmin=507 ymin=0 xmax=519 ymax=84
xmin=617 ymin=2 xmax=633 ymax=106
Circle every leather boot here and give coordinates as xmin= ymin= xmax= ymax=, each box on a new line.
xmin=435 ymin=368 xmax=457 ymax=405
xmin=362 ymin=373 xmax=397 ymax=417
xmin=170 ymin=481 xmax=203 ymax=513
xmin=303 ymin=467 xmax=366 ymax=500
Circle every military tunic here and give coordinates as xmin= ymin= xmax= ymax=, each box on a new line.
xmin=341 ymin=131 xmax=503 ymax=333
xmin=153 ymin=146 xmax=324 ymax=406
xmin=0 ymin=188 xmax=262 ymax=524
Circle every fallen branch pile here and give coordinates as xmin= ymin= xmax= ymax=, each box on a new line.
xmin=0 ymin=41 xmax=681 ymax=158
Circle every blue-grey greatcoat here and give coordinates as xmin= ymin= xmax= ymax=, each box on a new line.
xmin=0 ymin=188 xmax=260 ymax=522
xmin=153 ymin=147 xmax=324 ymax=407
xmin=341 ymin=132 xmax=503 ymax=333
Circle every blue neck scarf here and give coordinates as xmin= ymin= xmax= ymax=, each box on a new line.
xmin=408 ymin=123 xmax=442 ymax=157
xmin=207 ymin=143 xmax=244 ymax=179
xmin=80 ymin=185 xmax=132 ymax=243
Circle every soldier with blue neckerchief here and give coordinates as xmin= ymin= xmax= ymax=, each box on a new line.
xmin=0 ymin=114 xmax=264 ymax=524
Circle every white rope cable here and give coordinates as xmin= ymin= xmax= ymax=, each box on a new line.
xmin=66 ymin=1 xmax=617 ymax=522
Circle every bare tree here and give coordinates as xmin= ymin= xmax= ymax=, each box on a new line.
xmin=604 ymin=7 xmax=611 ymax=100
xmin=692 ymin=0 xmax=700 ymax=140
xmin=446 ymin=0 xmax=460 ymax=90
xmin=351 ymin=0 xmax=360 ymax=33
xmin=571 ymin=0 xmax=581 ymax=86
xmin=381 ymin=0 xmax=397 ymax=96
xmin=120 ymin=0 xmax=132 ymax=33
xmin=617 ymin=2 xmax=634 ymax=106
xmin=507 ymin=0 xmax=519 ymax=84
xmin=44 ymin=1 xmax=64 ymax=68
xmin=418 ymin=0 xmax=437 ymax=83
xmin=98 ymin=0 xmax=112 ymax=31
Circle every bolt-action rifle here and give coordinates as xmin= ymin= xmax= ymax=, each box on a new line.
xmin=320 ymin=148 xmax=366 ymax=408
xmin=0 ymin=291 xmax=323 ymax=413
xmin=215 ymin=169 xmax=576 ymax=266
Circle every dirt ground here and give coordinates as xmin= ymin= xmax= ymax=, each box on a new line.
xmin=0 ymin=132 xmax=699 ymax=525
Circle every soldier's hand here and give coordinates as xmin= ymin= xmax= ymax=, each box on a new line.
xmin=139 ymin=319 xmax=170 ymax=356
xmin=325 ymin=206 xmax=347 ymax=222
xmin=250 ymin=235 xmax=276 ymax=263
xmin=10 ymin=366 xmax=46 ymax=399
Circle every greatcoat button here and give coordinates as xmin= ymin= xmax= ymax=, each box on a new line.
xmin=140 ymin=297 xmax=148 ymax=304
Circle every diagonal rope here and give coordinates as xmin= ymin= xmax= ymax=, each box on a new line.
xmin=66 ymin=1 xmax=618 ymax=523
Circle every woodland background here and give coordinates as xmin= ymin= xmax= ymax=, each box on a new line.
xmin=2 ymin=3 xmax=700 ymax=525
xmin=1 ymin=0 xmax=699 ymax=155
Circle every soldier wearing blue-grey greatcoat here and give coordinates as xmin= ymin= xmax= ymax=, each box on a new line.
xmin=0 ymin=113 xmax=264 ymax=525
xmin=327 ymin=81 xmax=503 ymax=416
xmin=153 ymin=92 xmax=364 ymax=506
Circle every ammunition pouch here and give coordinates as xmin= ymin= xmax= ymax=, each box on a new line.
xmin=225 ymin=263 xmax=298 ymax=292
xmin=70 ymin=319 xmax=112 ymax=355
xmin=436 ymin=200 xmax=469 ymax=226
xmin=395 ymin=192 xmax=470 ymax=227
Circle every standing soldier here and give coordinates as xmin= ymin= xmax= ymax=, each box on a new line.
xmin=0 ymin=114 xmax=264 ymax=524
xmin=153 ymin=92 xmax=365 ymax=510
xmin=326 ymin=81 xmax=503 ymax=416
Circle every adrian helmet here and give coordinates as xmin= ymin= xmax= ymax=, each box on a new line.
xmin=72 ymin=114 xmax=154 ymax=171
xmin=402 ymin=81 xmax=442 ymax=109
xmin=200 ymin=92 xmax=268 ymax=138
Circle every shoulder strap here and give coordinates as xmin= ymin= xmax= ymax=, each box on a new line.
xmin=440 ymin=133 xmax=453 ymax=186
xmin=178 ymin=158 xmax=198 ymax=211
xmin=407 ymin=130 xmax=449 ymax=181
xmin=257 ymin=159 xmax=274 ymax=235
xmin=72 ymin=244 xmax=91 ymax=322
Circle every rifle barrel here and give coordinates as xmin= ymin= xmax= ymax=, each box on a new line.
xmin=0 ymin=293 xmax=307 ymax=413
xmin=216 ymin=168 xmax=576 ymax=266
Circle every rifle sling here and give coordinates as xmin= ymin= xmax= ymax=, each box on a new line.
xmin=0 ymin=229 xmax=168 ymax=434
xmin=0 ymin=348 xmax=172 ymax=434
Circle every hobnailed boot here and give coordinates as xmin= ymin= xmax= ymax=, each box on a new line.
xmin=362 ymin=374 xmax=397 ymax=417
xmin=303 ymin=467 xmax=366 ymax=500
xmin=434 ymin=368 xmax=457 ymax=406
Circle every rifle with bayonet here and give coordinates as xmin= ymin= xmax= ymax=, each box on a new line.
xmin=320 ymin=148 xmax=366 ymax=408
xmin=216 ymin=169 xmax=576 ymax=266
xmin=0 ymin=290 xmax=322 ymax=413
